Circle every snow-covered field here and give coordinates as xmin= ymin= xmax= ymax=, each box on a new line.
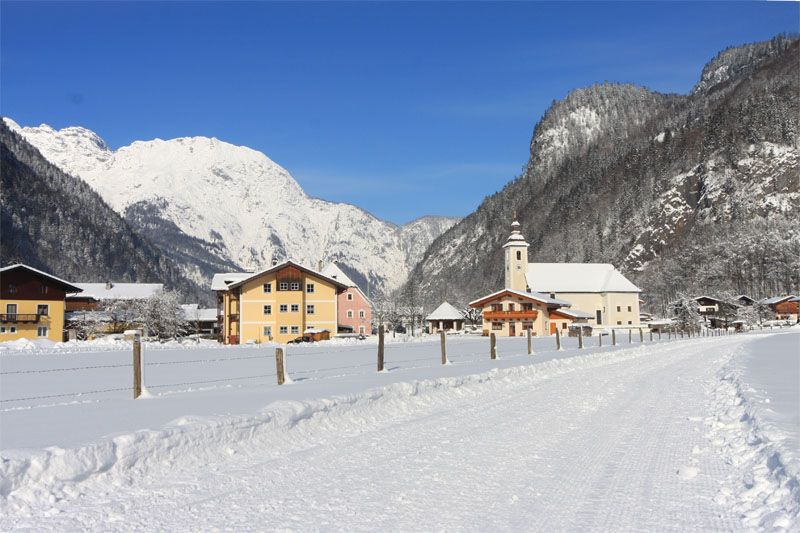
xmin=1 ymin=329 xmax=797 ymax=530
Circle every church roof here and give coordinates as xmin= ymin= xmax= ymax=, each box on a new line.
xmin=526 ymin=263 xmax=640 ymax=293
xmin=426 ymin=301 xmax=464 ymax=321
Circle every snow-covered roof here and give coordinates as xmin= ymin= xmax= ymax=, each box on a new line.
xmin=68 ymin=282 xmax=162 ymax=300
xmin=224 ymin=260 xmax=349 ymax=291
xmin=0 ymin=263 xmax=83 ymax=293
xmin=425 ymin=302 xmax=465 ymax=321
xmin=321 ymin=263 xmax=356 ymax=287
xmin=181 ymin=304 xmax=218 ymax=322
xmin=469 ymin=288 xmax=571 ymax=308
xmin=211 ymin=272 xmax=251 ymax=291
xmin=552 ymin=308 xmax=594 ymax=319
xmin=760 ymin=295 xmax=797 ymax=305
xmin=526 ymin=263 xmax=640 ymax=293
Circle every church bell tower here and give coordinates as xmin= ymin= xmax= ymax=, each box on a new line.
xmin=502 ymin=219 xmax=529 ymax=291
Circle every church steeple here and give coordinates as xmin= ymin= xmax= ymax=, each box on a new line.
xmin=502 ymin=218 xmax=529 ymax=291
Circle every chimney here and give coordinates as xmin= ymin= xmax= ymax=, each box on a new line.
xmin=105 ymin=281 xmax=114 ymax=290
xmin=271 ymin=258 xmax=278 ymax=267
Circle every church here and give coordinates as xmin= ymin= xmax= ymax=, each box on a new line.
xmin=469 ymin=221 xmax=641 ymax=336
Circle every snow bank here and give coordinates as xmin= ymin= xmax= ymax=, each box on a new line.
xmin=0 ymin=343 xmax=654 ymax=516
xmin=705 ymin=337 xmax=800 ymax=530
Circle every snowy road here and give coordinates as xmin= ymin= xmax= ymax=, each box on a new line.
xmin=3 ymin=332 xmax=798 ymax=531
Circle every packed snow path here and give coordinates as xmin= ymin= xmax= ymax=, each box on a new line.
xmin=2 ymin=333 xmax=797 ymax=530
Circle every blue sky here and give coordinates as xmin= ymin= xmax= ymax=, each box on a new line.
xmin=1 ymin=2 xmax=797 ymax=225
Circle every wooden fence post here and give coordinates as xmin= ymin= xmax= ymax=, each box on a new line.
xmin=490 ymin=332 xmax=497 ymax=360
xmin=555 ymin=328 xmax=562 ymax=350
xmin=612 ymin=329 xmax=617 ymax=346
xmin=133 ymin=337 xmax=142 ymax=399
xmin=527 ymin=328 xmax=532 ymax=355
xmin=639 ymin=328 xmax=643 ymax=343
xmin=440 ymin=331 xmax=447 ymax=365
xmin=275 ymin=347 xmax=286 ymax=385
xmin=599 ymin=330 xmax=603 ymax=347
xmin=378 ymin=328 xmax=385 ymax=372
xmin=628 ymin=329 xmax=632 ymax=344
xmin=578 ymin=326 xmax=583 ymax=349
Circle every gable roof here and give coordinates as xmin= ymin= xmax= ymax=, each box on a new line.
xmin=211 ymin=272 xmax=252 ymax=291
xmin=321 ymin=263 xmax=357 ymax=287
xmin=550 ymin=308 xmax=594 ymax=320
xmin=526 ymin=263 xmax=640 ymax=293
xmin=223 ymin=260 xmax=349 ymax=291
xmin=469 ymin=288 xmax=571 ymax=308
xmin=68 ymin=282 xmax=162 ymax=300
xmin=0 ymin=264 xmax=82 ymax=293
xmin=426 ymin=302 xmax=465 ymax=321
xmin=760 ymin=295 xmax=797 ymax=305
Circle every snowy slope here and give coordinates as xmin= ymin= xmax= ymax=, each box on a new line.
xmin=4 ymin=118 xmax=459 ymax=294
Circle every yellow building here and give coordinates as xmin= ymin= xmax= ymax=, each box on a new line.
xmin=212 ymin=261 xmax=348 ymax=344
xmin=0 ymin=264 xmax=83 ymax=342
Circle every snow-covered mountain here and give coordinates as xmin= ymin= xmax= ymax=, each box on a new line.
xmin=405 ymin=35 xmax=799 ymax=313
xmin=4 ymin=118 xmax=459 ymax=295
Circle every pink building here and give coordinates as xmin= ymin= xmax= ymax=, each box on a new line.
xmin=322 ymin=263 xmax=373 ymax=335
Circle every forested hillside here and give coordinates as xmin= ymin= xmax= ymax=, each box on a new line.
xmin=407 ymin=35 xmax=799 ymax=314
xmin=0 ymin=122 xmax=208 ymax=303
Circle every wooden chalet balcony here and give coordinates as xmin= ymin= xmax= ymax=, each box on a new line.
xmin=483 ymin=310 xmax=538 ymax=321
xmin=228 ymin=313 xmax=240 ymax=321
xmin=0 ymin=313 xmax=42 ymax=323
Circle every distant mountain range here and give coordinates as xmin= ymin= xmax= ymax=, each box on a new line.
xmin=4 ymin=118 xmax=459 ymax=296
xmin=405 ymin=35 xmax=799 ymax=313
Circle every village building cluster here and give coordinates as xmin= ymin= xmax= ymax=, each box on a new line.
xmin=1 ymin=220 xmax=797 ymax=343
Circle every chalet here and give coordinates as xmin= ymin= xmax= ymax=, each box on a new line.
xmin=767 ymin=295 xmax=799 ymax=322
xmin=213 ymin=260 xmax=348 ymax=344
xmin=468 ymin=288 xmax=574 ymax=337
xmin=425 ymin=302 xmax=465 ymax=333
xmin=181 ymin=304 xmax=220 ymax=336
xmin=66 ymin=281 xmax=163 ymax=311
xmin=0 ymin=264 xmax=82 ymax=342
xmin=321 ymin=262 xmax=374 ymax=335
xmin=736 ymin=295 xmax=756 ymax=307
xmin=688 ymin=296 xmax=739 ymax=328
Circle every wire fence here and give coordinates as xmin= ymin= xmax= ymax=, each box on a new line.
xmin=0 ymin=326 xmax=760 ymax=406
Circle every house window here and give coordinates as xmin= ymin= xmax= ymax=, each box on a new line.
xmin=347 ymin=293 xmax=353 ymax=301
xmin=279 ymin=326 xmax=288 ymax=334
xmin=290 ymin=282 xmax=300 ymax=291
xmin=263 ymin=283 xmax=271 ymax=293
xmin=37 ymin=326 xmax=48 ymax=337
xmin=263 ymin=305 xmax=272 ymax=315
xmin=7 ymin=283 xmax=16 ymax=294
xmin=10 ymin=326 xmax=17 ymax=333
xmin=291 ymin=326 xmax=299 ymax=334
xmin=596 ymin=310 xmax=602 ymax=324
xmin=617 ymin=306 xmax=621 ymax=312
xmin=279 ymin=304 xmax=288 ymax=313
xmin=37 ymin=304 xmax=49 ymax=316
xmin=347 ymin=310 xmax=353 ymax=318
xmin=628 ymin=321 xmax=632 ymax=325
xmin=492 ymin=322 xmax=503 ymax=330
xmin=6 ymin=304 xmax=17 ymax=315
xmin=550 ymin=293 xmax=555 ymax=299
xmin=279 ymin=282 xmax=289 ymax=291
xmin=617 ymin=321 xmax=622 ymax=325
xmin=306 ymin=283 xmax=315 ymax=293
xmin=491 ymin=304 xmax=502 ymax=312
xmin=508 ymin=303 xmax=515 ymax=311
xmin=290 ymin=304 xmax=299 ymax=312
xmin=359 ymin=310 xmax=365 ymax=318
xmin=0 ymin=326 xmax=5 ymax=334
xmin=522 ymin=303 xmax=534 ymax=311
xmin=263 ymin=326 xmax=272 ymax=337
xmin=307 ymin=304 xmax=315 ymax=314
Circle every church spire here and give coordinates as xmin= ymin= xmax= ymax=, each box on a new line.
xmin=502 ymin=217 xmax=529 ymax=290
